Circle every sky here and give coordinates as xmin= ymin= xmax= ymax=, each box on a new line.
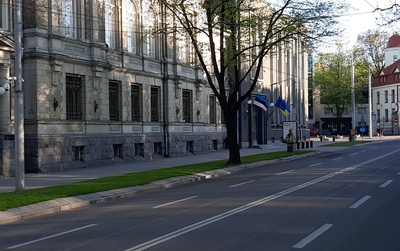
xmin=340 ymin=0 xmax=399 ymax=48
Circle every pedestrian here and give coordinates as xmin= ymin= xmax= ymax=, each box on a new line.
xmin=285 ymin=129 xmax=295 ymax=144
xmin=377 ymin=128 xmax=380 ymax=137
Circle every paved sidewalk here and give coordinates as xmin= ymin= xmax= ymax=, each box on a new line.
xmin=0 ymin=136 xmax=397 ymax=224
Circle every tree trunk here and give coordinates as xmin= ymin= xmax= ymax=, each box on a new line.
xmin=224 ymin=110 xmax=241 ymax=165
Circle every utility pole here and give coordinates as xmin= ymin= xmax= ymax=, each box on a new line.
xmin=14 ymin=0 xmax=25 ymax=191
xmin=351 ymin=54 xmax=356 ymax=133
xmin=368 ymin=72 xmax=372 ymax=138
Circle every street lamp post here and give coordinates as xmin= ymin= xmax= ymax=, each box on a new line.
xmin=14 ymin=0 xmax=25 ymax=191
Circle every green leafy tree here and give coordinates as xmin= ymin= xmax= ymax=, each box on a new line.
xmin=314 ymin=48 xmax=368 ymax=134
xmin=160 ymin=0 xmax=348 ymax=165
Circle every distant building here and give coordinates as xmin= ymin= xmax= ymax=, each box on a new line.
xmin=372 ymin=34 xmax=400 ymax=135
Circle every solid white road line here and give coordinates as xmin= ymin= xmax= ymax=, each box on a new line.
xmin=332 ymin=157 xmax=343 ymax=161
xmin=229 ymin=180 xmax=255 ymax=188
xmin=275 ymin=170 xmax=294 ymax=176
xmin=349 ymin=196 xmax=371 ymax=209
xmin=350 ymin=153 xmax=358 ymax=156
xmin=308 ymin=163 xmax=322 ymax=167
xmin=124 ymin=148 xmax=400 ymax=251
xmin=7 ymin=224 xmax=98 ymax=249
xmin=292 ymin=223 xmax=333 ymax=249
xmin=152 ymin=196 xmax=198 ymax=209
xmin=379 ymin=180 xmax=393 ymax=188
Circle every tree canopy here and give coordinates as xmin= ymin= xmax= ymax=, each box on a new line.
xmin=355 ymin=29 xmax=389 ymax=76
xmin=160 ymin=0 xmax=349 ymax=165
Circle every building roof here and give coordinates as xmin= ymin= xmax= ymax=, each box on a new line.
xmin=387 ymin=34 xmax=400 ymax=49
xmin=373 ymin=59 xmax=400 ymax=87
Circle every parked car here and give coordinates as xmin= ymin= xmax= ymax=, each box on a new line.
xmin=310 ymin=127 xmax=320 ymax=136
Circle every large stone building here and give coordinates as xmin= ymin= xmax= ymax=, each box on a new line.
xmin=0 ymin=0 xmax=309 ymax=177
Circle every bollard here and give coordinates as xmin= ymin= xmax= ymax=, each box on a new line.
xmin=296 ymin=141 xmax=300 ymax=149
xmin=306 ymin=141 xmax=309 ymax=148
xmin=319 ymin=135 xmax=323 ymax=142
xmin=310 ymin=140 xmax=313 ymax=148
xmin=332 ymin=135 xmax=335 ymax=142
xmin=301 ymin=141 xmax=305 ymax=149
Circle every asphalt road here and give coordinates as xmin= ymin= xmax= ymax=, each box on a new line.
xmin=1 ymin=140 xmax=400 ymax=251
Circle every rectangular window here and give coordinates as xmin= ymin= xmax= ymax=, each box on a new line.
xmin=72 ymin=146 xmax=84 ymax=161
xmin=186 ymin=141 xmax=193 ymax=153
xmin=385 ymin=109 xmax=389 ymax=122
xmin=209 ymin=95 xmax=216 ymax=124
xmin=113 ymin=144 xmax=123 ymax=159
xmin=182 ymin=90 xmax=192 ymax=122
xmin=66 ymin=76 xmax=83 ymax=120
xmin=1 ymin=0 xmax=10 ymax=30
xmin=151 ymin=87 xmax=160 ymax=122
xmin=131 ymin=84 xmax=142 ymax=121
xmin=154 ymin=142 xmax=162 ymax=156
xmin=357 ymin=107 xmax=367 ymax=114
xmin=134 ymin=143 xmax=144 ymax=157
xmin=385 ymin=90 xmax=388 ymax=103
xmin=376 ymin=91 xmax=380 ymax=104
xmin=109 ymin=81 xmax=120 ymax=121
xmin=392 ymin=89 xmax=395 ymax=103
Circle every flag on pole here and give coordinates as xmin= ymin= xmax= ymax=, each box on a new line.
xmin=275 ymin=96 xmax=291 ymax=116
xmin=253 ymin=94 xmax=268 ymax=111
xmin=275 ymin=96 xmax=286 ymax=111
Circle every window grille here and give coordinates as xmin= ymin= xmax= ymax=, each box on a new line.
xmin=151 ymin=87 xmax=159 ymax=122
xmin=209 ymin=95 xmax=216 ymax=124
xmin=182 ymin=90 xmax=192 ymax=122
xmin=72 ymin=146 xmax=84 ymax=161
xmin=131 ymin=84 xmax=142 ymax=121
xmin=66 ymin=76 xmax=83 ymax=120
xmin=109 ymin=82 xmax=120 ymax=121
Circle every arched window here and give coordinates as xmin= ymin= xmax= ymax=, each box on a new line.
xmin=105 ymin=0 xmax=119 ymax=49
xmin=126 ymin=0 xmax=139 ymax=54
xmin=142 ymin=5 xmax=157 ymax=58
xmin=64 ymin=0 xmax=84 ymax=39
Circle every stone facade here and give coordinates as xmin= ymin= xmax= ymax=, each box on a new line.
xmin=0 ymin=0 xmax=226 ymax=176
xmin=0 ymin=0 xmax=309 ymax=176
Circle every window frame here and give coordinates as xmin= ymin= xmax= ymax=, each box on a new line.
xmin=109 ymin=81 xmax=121 ymax=121
xmin=209 ymin=95 xmax=216 ymax=124
xmin=182 ymin=89 xmax=192 ymax=123
xmin=66 ymin=75 xmax=83 ymax=120
xmin=131 ymin=84 xmax=142 ymax=122
xmin=150 ymin=86 xmax=160 ymax=122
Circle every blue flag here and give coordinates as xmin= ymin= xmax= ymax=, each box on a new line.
xmin=275 ymin=96 xmax=286 ymax=111
xmin=253 ymin=95 xmax=268 ymax=111
xmin=275 ymin=97 xmax=290 ymax=116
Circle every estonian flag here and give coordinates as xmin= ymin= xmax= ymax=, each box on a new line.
xmin=253 ymin=95 xmax=268 ymax=111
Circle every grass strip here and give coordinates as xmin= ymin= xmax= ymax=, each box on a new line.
xmin=0 ymin=150 xmax=312 ymax=211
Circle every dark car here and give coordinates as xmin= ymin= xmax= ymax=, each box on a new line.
xmin=310 ymin=127 xmax=320 ymax=136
